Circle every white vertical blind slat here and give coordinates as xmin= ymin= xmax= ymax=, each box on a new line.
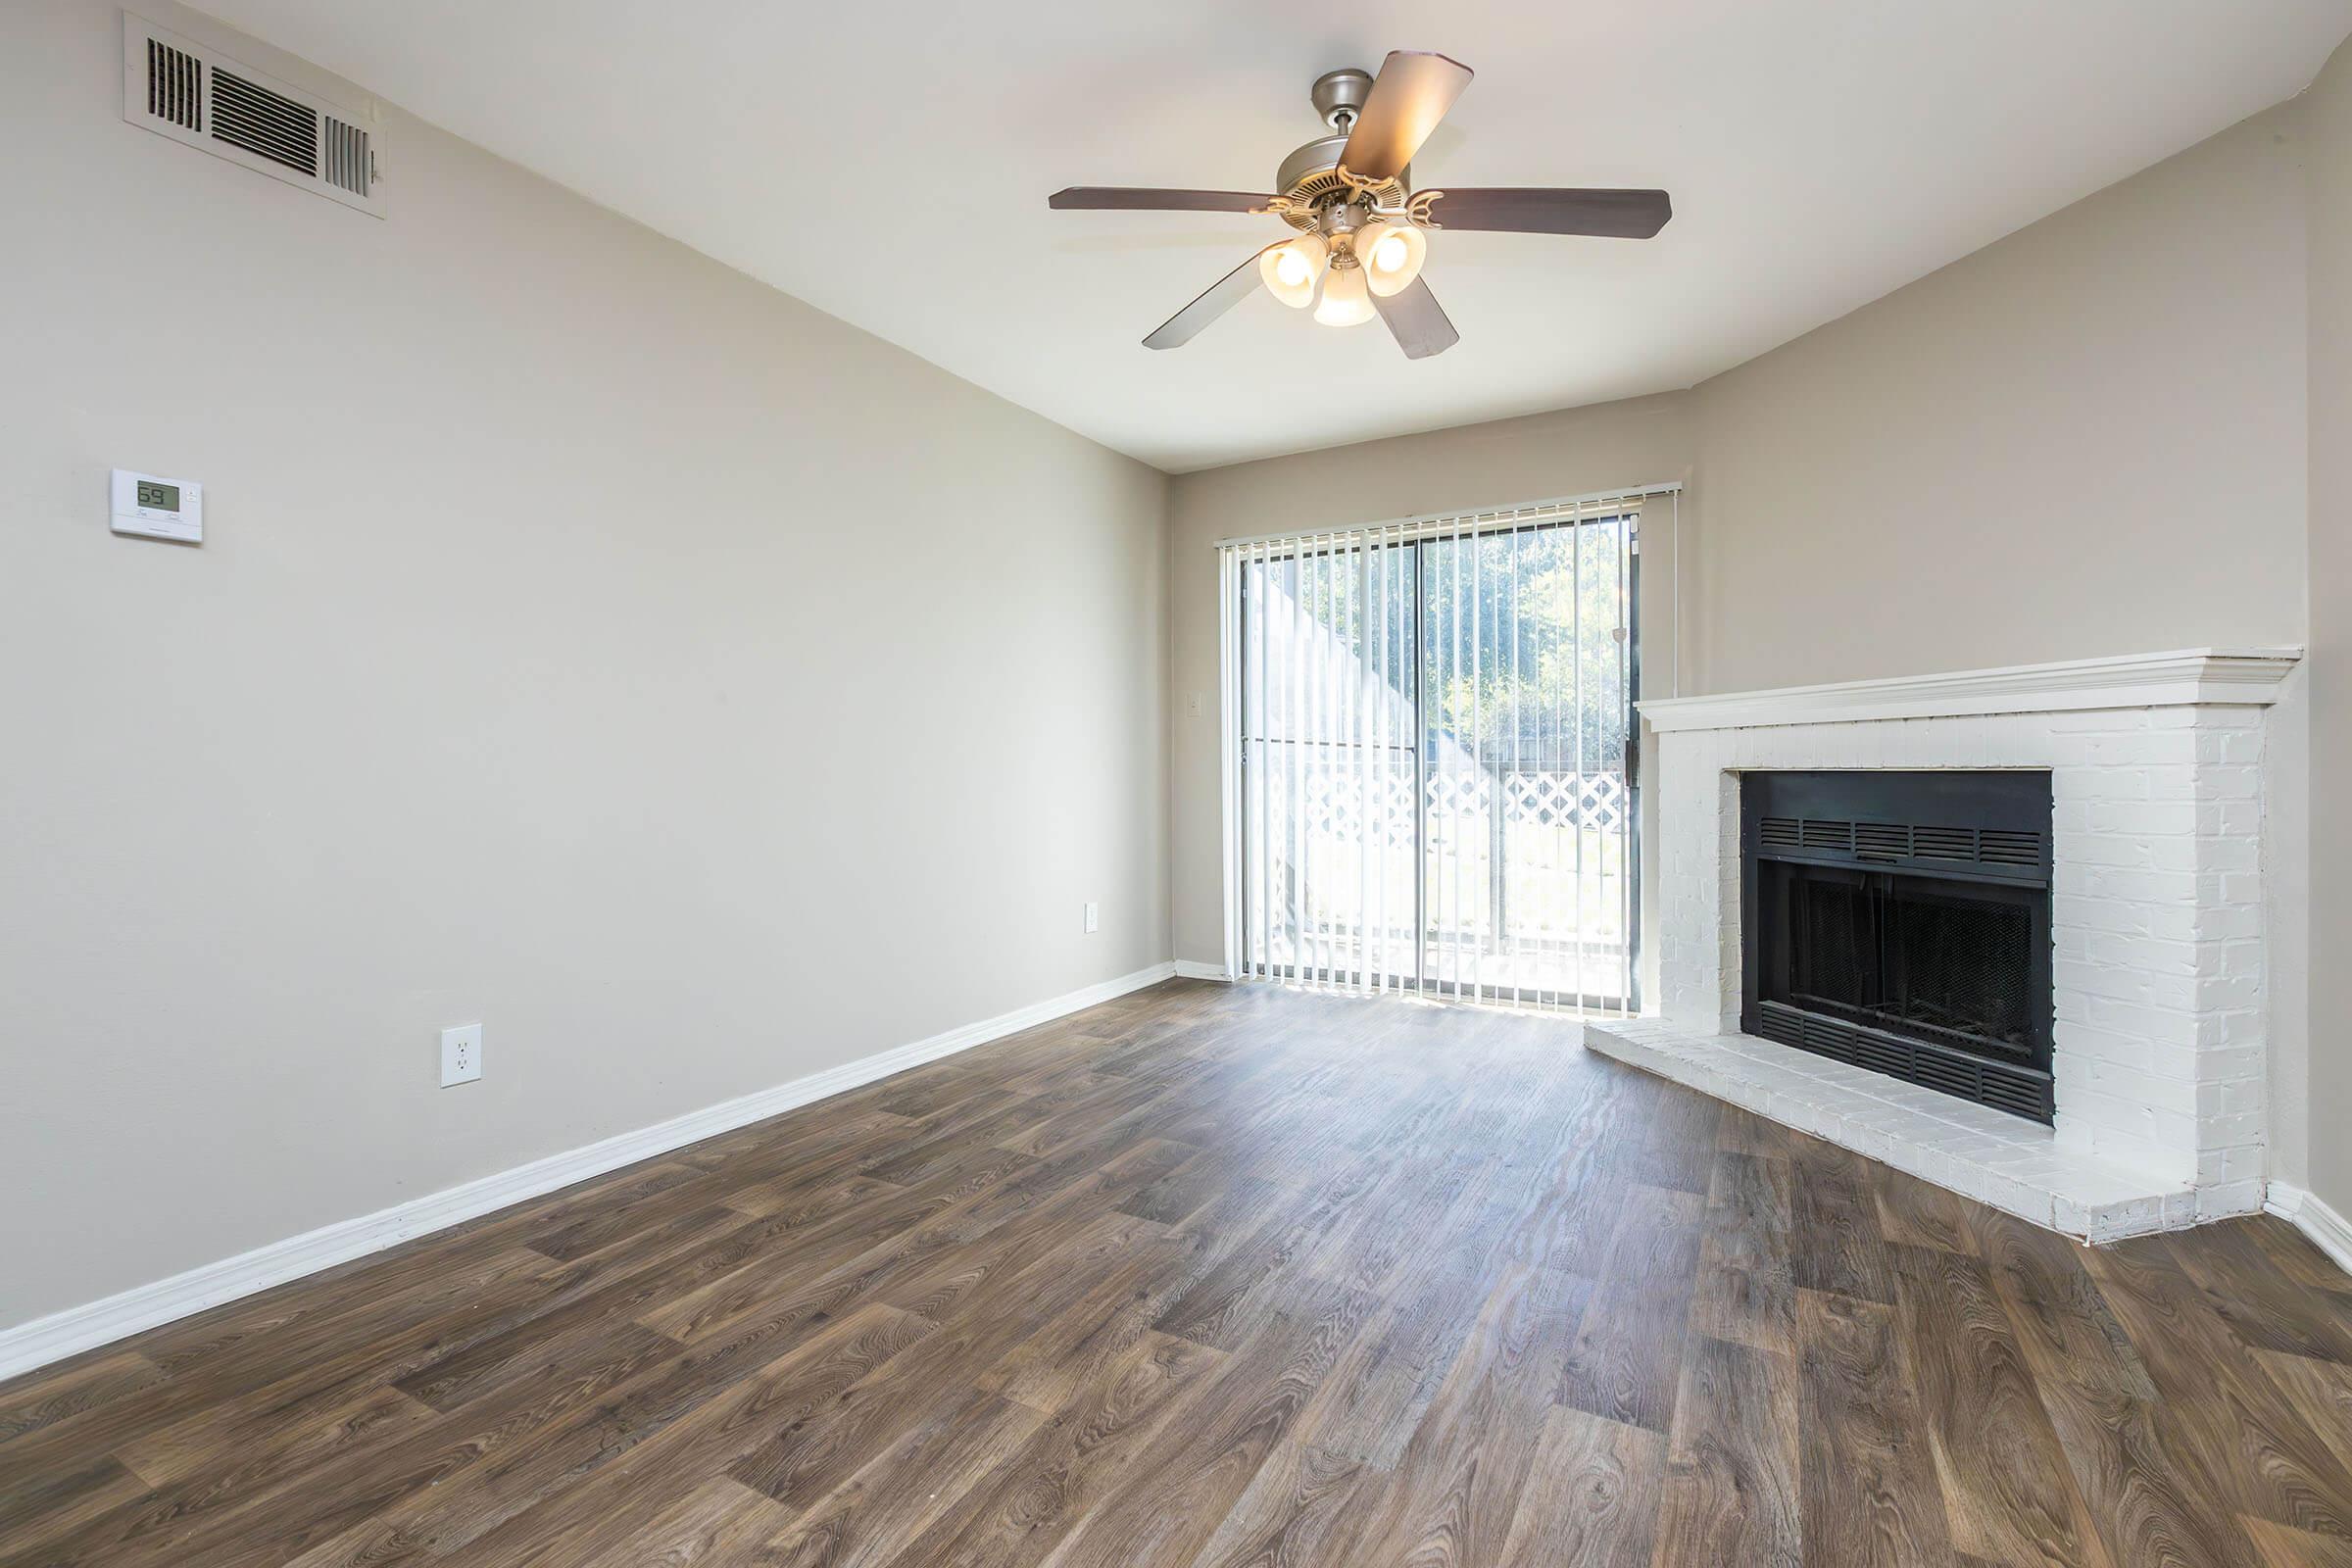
xmin=1537 ymin=515 xmax=1555 ymax=1012
xmin=1446 ymin=507 xmax=1463 ymax=1001
xmin=1571 ymin=501 xmax=1588 ymax=1014
xmin=1297 ymin=538 xmax=1312 ymax=989
xmin=1618 ymin=509 xmax=1635 ymax=1015
xmin=1468 ymin=517 xmax=1483 ymax=1007
xmin=1514 ymin=510 xmax=1533 ymax=1010
xmin=1314 ymin=532 xmax=1332 ymax=992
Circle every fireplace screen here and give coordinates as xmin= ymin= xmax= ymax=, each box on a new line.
xmin=1789 ymin=874 xmax=2033 ymax=1059
xmin=1740 ymin=770 xmax=2053 ymax=1123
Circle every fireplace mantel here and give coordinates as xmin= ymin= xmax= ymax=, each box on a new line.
xmin=1639 ymin=647 xmax=2303 ymax=734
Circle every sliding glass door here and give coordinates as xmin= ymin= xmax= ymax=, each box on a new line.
xmin=1228 ymin=502 xmax=1641 ymax=1012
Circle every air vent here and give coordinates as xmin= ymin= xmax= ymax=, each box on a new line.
xmin=1979 ymin=829 xmax=2045 ymax=867
xmin=1755 ymin=813 xmax=2048 ymax=876
xmin=1911 ymin=825 xmax=1977 ymax=860
xmin=122 ymin=13 xmax=384 ymax=218
xmin=210 ymin=67 xmax=317 ymax=175
xmin=1854 ymin=822 xmax=1909 ymax=861
xmin=1754 ymin=1004 xmax=1804 ymax=1048
xmin=322 ymin=117 xmax=372 ymax=197
xmin=1800 ymin=818 xmax=1852 ymax=852
xmin=146 ymin=37 xmax=200 ymax=129
xmin=1979 ymin=1062 xmax=2051 ymax=1118
xmin=1752 ymin=1001 xmax=2054 ymax=1124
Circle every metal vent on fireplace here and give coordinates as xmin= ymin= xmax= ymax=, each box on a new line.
xmin=1754 ymin=1001 xmax=2053 ymax=1122
xmin=1755 ymin=816 xmax=2048 ymax=876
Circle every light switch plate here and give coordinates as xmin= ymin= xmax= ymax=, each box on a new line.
xmin=440 ymin=1023 xmax=482 ymax=1087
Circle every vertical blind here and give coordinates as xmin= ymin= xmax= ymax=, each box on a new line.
xmin=1217 ymin=488 xmax=1668 ymax=1013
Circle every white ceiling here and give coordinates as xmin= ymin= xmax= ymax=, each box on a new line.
xmin=201 ymin=0 xmax=2350 ymax=472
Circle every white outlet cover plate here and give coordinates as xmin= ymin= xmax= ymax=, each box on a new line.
xmin=1084 ymin=902 xmax=1100 ymax=933
xmin=440 ymin=1022 xmax=482 ymax=1087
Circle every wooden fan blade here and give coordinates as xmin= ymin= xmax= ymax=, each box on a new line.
xmin=1340 ymin=52 xmax=1472 ymax=182
xmin=1372 ymin=276 xmax=1459 ymax=360
xmin=1144 ymin=245 xmax=1281 ymax=350
xmin=1427 ymin=188 xmax=1673 ymax=238
xmin=1049 ymin=187 xmax=1271 ymax=213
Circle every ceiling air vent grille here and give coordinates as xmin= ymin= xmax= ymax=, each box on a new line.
xmin=146 ymin=36 xmax=200 ymax=129
xmin=322 ymin=117 xmax=372 ymax=197
xmin=121 ymin=12 xmax=384 ymax=218
xmin=210 ymin=67 xmax=318 ymax=175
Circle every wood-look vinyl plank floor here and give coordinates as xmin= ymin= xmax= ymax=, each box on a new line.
xmin=3 ymin=979 xmax=2349 ymax=1566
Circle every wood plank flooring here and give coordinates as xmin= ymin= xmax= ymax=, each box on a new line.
xmin=4 ymin=979 xmax=2351 ymax=1566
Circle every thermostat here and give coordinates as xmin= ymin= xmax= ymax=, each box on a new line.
xmin=111 ymin=469 xmax=203 ymax=544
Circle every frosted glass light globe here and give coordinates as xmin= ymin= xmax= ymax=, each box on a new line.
xmin=1257 ymin=235 xmax=1329 ymax=309
xmin=1355 ymin=219 xmax=1428 ymax=298
xmin=1313 ymin=265 xmax=1376 ymax=326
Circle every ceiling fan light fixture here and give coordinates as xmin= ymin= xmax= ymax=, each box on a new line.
xmin=1052 ymin=51 xmax=1671 ymax=359
xmin=1355 ymin=218 xmax=1427 ymax=297
xmin=1312 ymin=263 xmax=1376 ymax=327
xmin=1258 ymin=234 xmax=1329 ymax=308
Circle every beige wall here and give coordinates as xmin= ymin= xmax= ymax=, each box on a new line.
xmin=0 ymin=0 xmax=1169 ymax=1330
xmin=1167 ymin=110 xmax=2314 ymax=1176
xmin=1688 ymin=108 xmax=2307 ymax=693
xmin=2305 ymin=34 xmax=2352 ymax=1220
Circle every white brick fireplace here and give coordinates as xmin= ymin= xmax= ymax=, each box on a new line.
xmin=1588 ymin=648 xmax=2301 ymax=1241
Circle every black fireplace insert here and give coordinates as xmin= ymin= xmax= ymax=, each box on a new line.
xmin=1740 ymin=770 xmax=2054 ymax=1123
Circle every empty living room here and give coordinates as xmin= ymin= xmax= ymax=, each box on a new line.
xmin=9 ymin=2 xmax=2352 ymax=1563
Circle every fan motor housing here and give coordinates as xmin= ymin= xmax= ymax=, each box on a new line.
xmin=1274 ymin=133 xmax=1408 ymax=232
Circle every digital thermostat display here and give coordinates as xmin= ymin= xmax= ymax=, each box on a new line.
xmin=111 ymin=468 xmax=203 ymax=544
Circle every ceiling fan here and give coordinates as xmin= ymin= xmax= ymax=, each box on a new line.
xmin=1047 ymin=51 xmax=1673 ymax=360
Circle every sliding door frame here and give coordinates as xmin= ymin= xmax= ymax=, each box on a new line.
xmin=1223 ymin=485 xmax=1669 ymax=1010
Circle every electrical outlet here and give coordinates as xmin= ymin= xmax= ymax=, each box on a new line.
xmin=1186 ymin=692 xmax=1203 ymax=718
xmin=1084 ymin=902 xmax=1100 ymax=934
xmin=440 ymin=1023 xmax=482 ymax=1087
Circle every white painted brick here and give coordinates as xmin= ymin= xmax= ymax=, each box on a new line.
xmin=1646 ymin=688 xmax=2277 ymax=1231
xmin=2055 ymin=831 xmax=2154 ymax=869
xmin=2196 ymin=1179 xmax=2265 ymax=1219
xmin=2199 ymin=765 xmax=2261 ymax=800
xmin=2082 ymin=1194 xmax=2173 ymax=1241
xmin=2197 ymin=837 xmax=2261 ymax=874
xmin=2215 ymin=801 xmax=2261 ymax=836
xmin=2088 ymin=801 xmax=2204 ymax=836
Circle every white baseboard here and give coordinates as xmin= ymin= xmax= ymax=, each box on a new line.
xmin=1172 ymin=959 xmax=1233 ymax=982
xmin=0 ymin=960 xmax=1179 ymax=1383
xmin=2266 ymin=1181 xmax=2352 ymax=1277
